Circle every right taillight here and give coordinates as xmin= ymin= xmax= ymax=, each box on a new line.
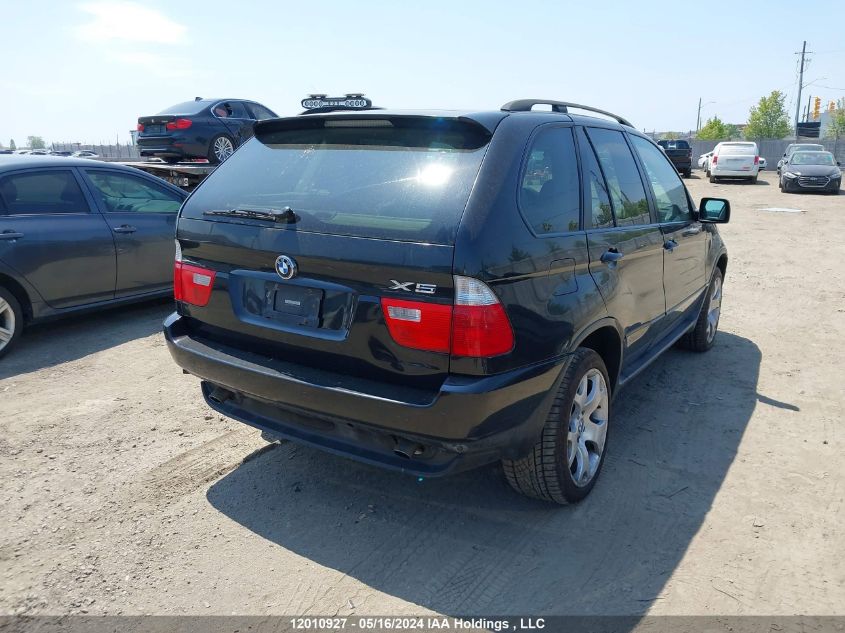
xmin=451 ymin=276 xmax=514 ymax=357
xmin=380 ymin=275 xmax=514 ymax=358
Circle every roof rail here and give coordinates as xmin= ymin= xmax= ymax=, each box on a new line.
xmin=500 ymin=99 xmax=633 ymax=128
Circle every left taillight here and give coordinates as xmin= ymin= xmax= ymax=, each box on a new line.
xmin=166 ymin=118 xmax=193 ymax=131
xmin=174 ymin=243 xmax=215 ymax=307
xmin=136 ymin=123 xmax=144 ymax=132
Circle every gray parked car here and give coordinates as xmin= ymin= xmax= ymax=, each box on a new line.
xmin=0 ymin=156 xmax=188 ymax=357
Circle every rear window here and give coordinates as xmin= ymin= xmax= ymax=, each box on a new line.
xmin=182 ymin=117 xmax=491 ymax=244
xmin=718 ymin=143 xmax=757 ymax=155
xmin=157 ymin=101 xmax=209 ymax=115
xmin=658 ymin=140 xmax=689 ymax=149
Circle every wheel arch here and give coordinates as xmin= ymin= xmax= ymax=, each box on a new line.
xmin=569 ymin=318 xmax=624 ymax=393
xmin=0 ymin=271 xmax=33 ymax=322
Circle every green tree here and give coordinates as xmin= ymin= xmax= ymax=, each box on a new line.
xmin=27 ymin=135 xmax=46 ymax=149
xmin=661 ymin=131 xmax=681 ymax=140
xmin=697 ymin=116 xmax=730 ymax=140
xmin=824 ymin=98 xmax=845 ymax=141
xmin=9 ymin=139 xmax=16 ymax=150
xmin=724 ymin=124 xmax=740 ymax=140
xmin=744 ymin=90 xmax=791 ymax=139
xmin=826 ymin=99 xmax=845 ymax=155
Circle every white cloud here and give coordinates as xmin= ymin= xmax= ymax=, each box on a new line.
xmin=75 ymin=1 xmax=187 ymax=44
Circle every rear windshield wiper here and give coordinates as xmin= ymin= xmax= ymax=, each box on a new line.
xmin=204 ymin=206 xmax=299 ymax=223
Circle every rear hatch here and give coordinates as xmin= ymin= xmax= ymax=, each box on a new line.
xmin=715 ymin=144 xmax=758 ymax=171
xmin=175 ymin=114 xmax=492 ymax=390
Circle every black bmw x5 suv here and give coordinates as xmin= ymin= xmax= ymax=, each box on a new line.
xmin=164 ymin=98 xmax=730 ymax=504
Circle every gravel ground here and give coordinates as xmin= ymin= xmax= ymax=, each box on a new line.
xmin=1 ymin=170 xmax=843 ymax=616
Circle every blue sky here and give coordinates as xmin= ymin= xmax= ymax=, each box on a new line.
xmin=1 ymin=0 xmax=843 ymax=146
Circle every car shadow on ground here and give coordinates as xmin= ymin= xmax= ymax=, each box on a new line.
xmin=0 ymin=298 xmax=173 ymax=380
xmin=207 ymin=332 xmax=767 ymax=616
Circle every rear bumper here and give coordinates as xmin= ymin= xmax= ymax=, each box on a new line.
xmin=163 ymin=313 xmax=567 ymax=476
xmin=711 ymin=166 xmax=759 ymax=177
xmin=137 ymin=135 xmax=206 ymax=159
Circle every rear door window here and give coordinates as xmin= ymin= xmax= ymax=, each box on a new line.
xmin=85 ymin=170 xmax=183 ymax=213
xmin=221 ymin=101 xmax=250 ymax=119
xmin=519 ymin=127 xmax=581 ymax=234
xmin=585 ymin=128 xmax=651 ymax=226
xmin=182 ymin=117 xmax=491 ymax=244
xmin=0 ymin=170 xmax=90 ymax=215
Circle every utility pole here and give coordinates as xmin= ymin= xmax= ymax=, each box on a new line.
xmin=697 ymin=97 xmax=702 ymax=133
xmin=794 ymin=40 xmax=807 ymax=140
xmin=805 ymin=94 xmax=812 ymax=122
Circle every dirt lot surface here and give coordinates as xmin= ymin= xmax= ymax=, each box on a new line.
xmin=1 ymin=170 xmax=843 ymax=617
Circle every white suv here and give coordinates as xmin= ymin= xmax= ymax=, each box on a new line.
xmin=708 ymin=142 xmax=760 ymax=183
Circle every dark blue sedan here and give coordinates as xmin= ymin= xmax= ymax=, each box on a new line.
xmin=136 ymin=98 xmax=277 ymax=164
xmin=0 ymin=156 xmax=188 ymax=357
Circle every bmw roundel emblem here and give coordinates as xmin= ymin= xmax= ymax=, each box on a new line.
xmin=275 ymin=255 xmax=297 ymax=280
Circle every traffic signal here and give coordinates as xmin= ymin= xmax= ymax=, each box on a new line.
xmin=813 ymin=97 xmax=821 ymax=120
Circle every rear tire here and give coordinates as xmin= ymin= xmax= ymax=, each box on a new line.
xmin=750 ymin=175 xmax=758 ymax=184
xmin=208 ymin=134 xmax=235 ymax=165
xmin=0 ymin=286 xmax=24 ymax=359
xmin=503 ymin=348 xmax=611 ymax=505
xmin=684 ymin=169 xmax=692 ymax=178
xmin=709 ymin=174 xmax=716 ymax=183
xmin=679 ymin=268 xmax=723 ymax=353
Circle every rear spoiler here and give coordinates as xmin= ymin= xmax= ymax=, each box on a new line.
xmin=254 ymin=112 xmax=505 ymax=142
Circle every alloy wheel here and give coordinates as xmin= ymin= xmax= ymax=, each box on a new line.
xmin=213 ymin=137 xmax=234 ymax=162
xmin=0 ymin=296 xmax=15 ymax=352
xmin=566 ymin=369 xmax=609 ymax=487
xmin=707 ymin=275 xmax=722 ymax=343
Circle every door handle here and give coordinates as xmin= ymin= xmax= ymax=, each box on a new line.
xmin=600 ymin=248 xmax=624 ymax=264
xmin=113 ymin=225 xmax=137 ymax=234
xmin=664 ymin=239 xmax=678 ymax=252
xmin=0 ymin=231 xmax=24 ymax=241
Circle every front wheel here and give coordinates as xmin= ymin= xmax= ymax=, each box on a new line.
xmin=503 ymin=348 xmax=611 ymax=505
xmin=208 ymin=134 xmax=235 ymax=165
xmin=709 ymin=174 xmax=716 ymax=183
xmin=0 ymin=286 xmax=23 ymax=359
xmin=679 ymin=268 xmax=723 ymax=352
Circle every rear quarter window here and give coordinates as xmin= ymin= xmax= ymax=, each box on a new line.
xmin=519 ymin=127 xmax=581 ymax=234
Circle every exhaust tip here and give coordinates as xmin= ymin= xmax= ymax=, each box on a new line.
xmin=208 ymin=386 xmax=233 ymax=405
xmin=393 ymin=437 xmax=425 ymax=460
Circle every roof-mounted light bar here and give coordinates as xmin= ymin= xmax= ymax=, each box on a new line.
xmin=500 ymin=99 xmax=633 ymax=128
xmin=301 ymin=94 xmax=374 ymax=113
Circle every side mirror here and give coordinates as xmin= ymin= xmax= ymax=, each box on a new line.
xmin=699 ymin=198 xmax=730 ymax=223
